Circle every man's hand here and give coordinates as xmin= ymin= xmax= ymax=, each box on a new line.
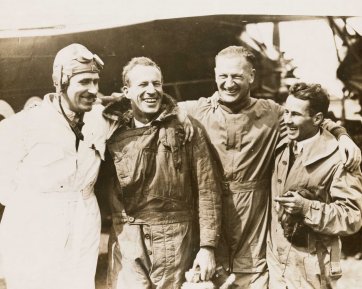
xmin=274 ymin=191 xmax=310 ymax=215
xmin=192 ymin=247 xmax=216 ymax=281
xmin=176 ymin=107 xmax=194 ymax=144
xmin=206 ymin=91 xmax=220 ymax=110
xmin=338 ymin=135 xmax=361 ymax=171
xmin=98 ymin=92 xmax=124 ymax=105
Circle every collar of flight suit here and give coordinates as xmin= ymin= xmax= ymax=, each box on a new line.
xmin=278 ymin=128 xmax=339 ymax=167
xmin=102 ymin=92 xmax=179 ymax=127
xmin=300 ymin=129 xmax=338 ymax=166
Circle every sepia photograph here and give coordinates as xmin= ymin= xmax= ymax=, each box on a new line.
xmin=0 ymin=0 xmax=362 ymax=288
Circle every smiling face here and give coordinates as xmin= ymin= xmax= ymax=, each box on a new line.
xmin=215 ymin=55 xmax=255 ymax=104
xmin=63 ymin=72 xmax=99 ymax=113
xmin=123 ymin=64 xmax=163 ymax=123
xmin=283 ymin=95 xmax=321 ymax=141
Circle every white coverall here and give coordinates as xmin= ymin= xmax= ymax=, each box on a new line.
xmin=0 ymin=93 xmax=114 ymax=289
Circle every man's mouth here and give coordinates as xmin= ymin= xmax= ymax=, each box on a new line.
xmin=222 ymin=88 xmax=240 ymax=96
xmin=82 ymin=94 xmax=97 ymax=101
xmin=287 ymin=127 xmax=298 ymax=132
xmin=83 ymin=99 xmax=96 ymax=105
xmin=143 ymin=98 xmax=159 ymax=104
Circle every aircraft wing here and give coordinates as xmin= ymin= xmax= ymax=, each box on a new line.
xmin=0 ymin=0 xmax=360 ymax=37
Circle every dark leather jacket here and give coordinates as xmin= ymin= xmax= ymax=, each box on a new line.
xmin=103 ymin=95 xmax=222 ymax=248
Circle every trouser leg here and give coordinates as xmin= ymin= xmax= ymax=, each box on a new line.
xmin=232 ymin=271 xmax=268 ymax=289
xmin=267 ymin=245 xmax=287 ymax=289
xmin=108 ymin=222 xmax=193 ymax=289
xmin=148 ymin=222 xmax=193 ymax=289
xmin=267 ymin=243 xmax=339 ymax=289
xmin=1 ymin=198 xmax=71 ymax=289
xmin=61 ymin=196 xmax=101 ymax=289
xmin=108 ymin=224 xmax=152 ymax=289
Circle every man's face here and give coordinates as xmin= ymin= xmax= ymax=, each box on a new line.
xmin=284 ymin=95 xmax=319 ymax=141
xmin=64 ymin=72 xmax=99 ymax=113
xmin=123 ymin=65 xmax=163 ymax=120
xmin=215 ymin=56 xmax=255 ymax=103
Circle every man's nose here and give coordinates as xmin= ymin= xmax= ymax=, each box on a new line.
xmin=146 ymin=83 xmax=156 ymax=94
xmin=284 ymin=113 xmax=292 ymax=124
xmin=224 ymin=76 xmax=234 ymax=88
xmin=88 ymin=82 xmax=98 ymax=94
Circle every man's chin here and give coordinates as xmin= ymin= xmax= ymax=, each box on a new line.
xmin=219 ymin=94 xmax=241 ymax=103
xmin=80 ymin=105 xmax=93 ymax=112
xmin=142 ymin=106 xmax=161 ymax=115
xmin=287 ymin=134 xmax=298 ymax=141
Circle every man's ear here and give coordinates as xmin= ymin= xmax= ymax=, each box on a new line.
xmin=313 ymin=112 xmax=324 ymax=126
xmin=249 ymin=68 xmax=255 ymax=84
xmin=122 ymin=86 xmax=130 ymax=99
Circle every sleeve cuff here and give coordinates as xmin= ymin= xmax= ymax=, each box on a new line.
xmin=330 ymin=127 xmax=348 ymax=140
xmin=200 ymin=240 xmax=217 ymax=249
xmin=302 ymin=199 xmax=313 ymax=216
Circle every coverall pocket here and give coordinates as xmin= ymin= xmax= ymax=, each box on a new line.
xmin=25 ymin=142 xmax=64 ymax=166
xmin=113 ymin=152 xmax=133 ymax=181
xmin=113 ymin=148 xmax=156 ymax=187
xmin=116 ymin=224 xmax=147 ymax=261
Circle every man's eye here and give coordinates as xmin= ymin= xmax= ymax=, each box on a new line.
xmin=284 ymin=110 xmax=298 ymax=117
xmin=218 ymin=75 xmax=227 ymax=79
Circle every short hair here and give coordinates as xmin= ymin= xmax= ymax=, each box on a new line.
xmin=289 ymin=82 xmax=330 ymax=116
xmin=215 ymin=46 xmax=256 ymax=68
xmin=122 ymin=57 xmax=163 ymax=86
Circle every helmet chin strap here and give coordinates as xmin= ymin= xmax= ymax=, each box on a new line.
xmin=55 ymin=83 xmax=68 ymax=94
xmin=58 ymin=96 xmax=84 ymax=150
xmin=58 ymin=91 xmax=71 ymax=110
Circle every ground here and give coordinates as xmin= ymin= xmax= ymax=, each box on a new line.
xmin=0 ymin=233 xmax=361 ymax=289
xmin=338 ymin=257 xmax=362 ymax=289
